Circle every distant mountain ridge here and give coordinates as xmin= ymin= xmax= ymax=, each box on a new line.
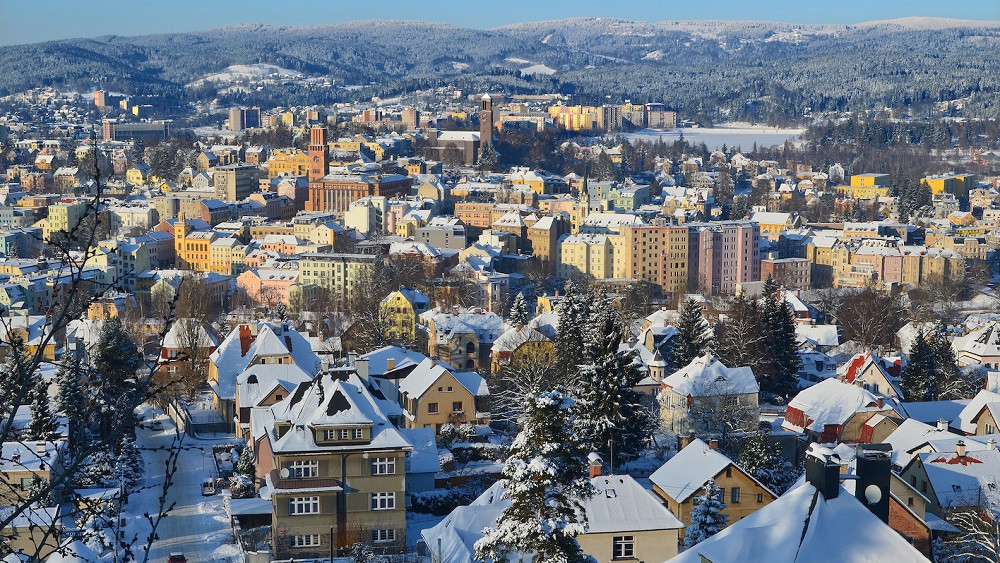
xmin=2 ymin=17 xmax=998 ymax=122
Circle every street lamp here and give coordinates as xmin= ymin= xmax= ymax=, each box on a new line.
xmin=329 ymin=525 xmax=335 ymax=562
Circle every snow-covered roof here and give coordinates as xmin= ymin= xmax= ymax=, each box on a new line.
xmin=649 ymin=438 xmax=750 ymax=503
xmin=0 ymin=440 xmax=59 ymax=472
xmin=901 ymin=399 xmax=969 ymax=425
xmin=44 ymin=540 xmax=98 ymax=563
xmin=917 ymin=448 xmax=1000 ymax=512
xmin=883 ymin=418 xmax=961 ymax=467
xmin=661 ymin=354 xmax=758 ymax=397
xmin=399 ymin=358 xmax=489 ymax=399
xmin=952 ymin=389 xmax=1000 ymax=434
xmin=398 ymin=427 xmax=441 ymax=474
xmin=421 ymin=475 xmax=681 ymax=562
xmin=210 ymin=322 xmax=321 ymax=400
xmin=784 ymin=378 xmax=897 ymax=433
xmin=162 ymin=318 xmax=218 ymax=349
xmin=491 ymin=326 xmax=550 ymax=353
xmin=264 ymin=372 xmax=411 ymax=454
xmin=236 ymin=363 xmax=312 ymax=409
xmin=670 ymin=481 xmax=930 ymax=563
xmin=953 ymin=320 xmax=1000 ymax=359
xmin=422 ymin=308 xmax=507 ymax=345
xmin=795 ymin=324 xmax=839 ymax=349
xmin=359 ymin=345 xmax=427 ymax=376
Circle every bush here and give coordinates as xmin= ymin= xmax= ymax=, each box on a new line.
xmin=450 ymin=442 xmax=508 ymax=464
xmin=410 ymin=479 xmax=491 ymax=515
xmin=229 ymin=474 xmax=255 ymax=499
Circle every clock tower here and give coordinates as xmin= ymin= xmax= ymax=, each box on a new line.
xmin=308 ymin=125 xmax=329 ymax=182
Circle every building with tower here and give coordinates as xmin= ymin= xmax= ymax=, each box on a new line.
xmin=479 ymin=93 xmax=495 ymax=148
xmin=308 ymin=126 xmax=329 ymax=182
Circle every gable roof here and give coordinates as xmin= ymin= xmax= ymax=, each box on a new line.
xmin=670 ymin=481 xmax=930 ymax=563
xmin=916 ymin=448 xmax=1000 ymax=511
xmin=785 ymin=378 xmax=899 ymax=433
xmin=661 ymin=354 xmax=758 ymax=397
xmin=649 ymin=438 xmax=772 ymax=503
xmin=421 ymin=475 xmax=681 ymax=562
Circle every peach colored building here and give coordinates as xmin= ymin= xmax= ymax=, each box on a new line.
xmin=237 ymin=268 xmax=299 ymax=306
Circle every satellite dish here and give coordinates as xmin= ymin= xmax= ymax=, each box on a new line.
xmin=280 ymin=468 xmax=290 ymax=479
xmin=864 ymin=484 xmax=882 ymax=505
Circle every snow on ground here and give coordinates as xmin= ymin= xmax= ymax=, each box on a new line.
xmin=624 ymin=125 xmax=804 ymax=150
xmin=187 ymin=64 xmax=302 ymax=87
xmin=520 ymin=64 xmax=556 ymax=75
xmin=127 ymin=410 xmax=239 ymax=563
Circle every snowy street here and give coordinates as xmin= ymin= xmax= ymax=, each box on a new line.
xmin=127 ymin=413 xmax=241 ymax=563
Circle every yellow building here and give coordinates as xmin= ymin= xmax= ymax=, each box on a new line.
xmin=379 ymin=288 xmax=430 ymax=341
xmin=650 ymin=438 xmax=777 ymax=541
xmin=547 ymin=104 xmax=602 ymax=131
xmin=125 ymin=164 xmax=152 ymax=185
xmin=398 ymin=358 xmax=490 ymax=433
xmin=209 ymin=236 xmax=246 ymax=276
xmin=267 ymin=148 xmax=310 ymax=178
xmin=556 ymin=233 xmax=615 ymax=279
xmin=850 ymin=173 xmax=890 ymax=187
xmin=490 ymin=325 xmax=555 ymax=373
xmin=174 ymin=213 xmax=216 ymax=272
xmin=837 ymin=184 xmax=891 ymax=198
xmin=44 ymin=201 xmax=88 ymax=242
xmin=298 ymin=253 xmax=378 ymax=305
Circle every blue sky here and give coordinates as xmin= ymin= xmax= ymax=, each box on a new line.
xmin=0 ymin=0 xmax=997 ymax=46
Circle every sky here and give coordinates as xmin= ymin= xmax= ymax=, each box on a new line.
xmin=0 ymin=0 xmax=998 ymax=46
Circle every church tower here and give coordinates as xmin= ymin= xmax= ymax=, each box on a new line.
xmin=479 ymin=93 xmax=494 ymax=148
xmin=308 ymin=126 xmax=329 ymax=182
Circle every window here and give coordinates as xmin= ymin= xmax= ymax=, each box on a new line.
xmin=757 ymin=493 xmax=764 ymax=503
xmin=428 ymin=402 xmax=439 ymax=414
xmin=371 ymin=457 xmax=396 ymax=475
xmin=447 ymin=386 xmax=453 ymax=392
xmin=731 ymin=487 xmax=741 ymax=504
xmin=452 ymin=401 xmax=464 ymax=413
xmin=289 ymin=460 xmax=318 ymax=478
xmin=907 ymin=496 xmax=915 ymax=507
xmin=290 ymin=534 xmax=320 ymax=548
xmin=371 ymin=529 xmax=396 ymax=543
xmin=612 ymin=536 xmax=634 ymax=560
xmin=725 ymin=467 xmax=732 ymax=478
xmin=289 ymin=496 xmax=319 ymax=515
xmin=371 ymin=492 xmax=395 ymax=510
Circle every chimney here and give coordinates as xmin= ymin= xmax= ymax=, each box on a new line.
xmin=587 ymin=452 xmax=603 ymax=479
xmin=805 ymin=443 xmax=841 ymax=500
xmin=956 ymin=440 xmax=967 ymax=458
xmin=708 ymin=439 xmax=719 ymax=450
xmin=35 ymin=443 xmax=47 ymax=456
xmin=387 ymin=358 xmax=396 ymax=372
xmin=876 ymin=397 xmax=884 ymax=408
xmin=855 ymin=444 xmax=891 ymax=524
xmin=988 ymin=439 xmax=998 ymax=450
xmin=937 ymin=419 xmax=949 ymax=432
xmin=677 ymin=431 xmax=696 ymax=451
xmin=238 ymin=325 xmax=253 ymax=357
xmin=355 ymin=358 xmax=370 ymax=382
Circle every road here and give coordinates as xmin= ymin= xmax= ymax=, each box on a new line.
xmin=126 ymin=412 xmax=241 ymax=563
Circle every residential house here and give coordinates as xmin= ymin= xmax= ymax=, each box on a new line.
xmin=379 ymin=288 xmax=430 ymax=342
xmin=421 ymin=474 xmax=684 ymax=563
xmin=650 ymin=438 xmax=777 ymax=541
xmin=658 ymin=354 xmax=760 ymax=435
xmin=397 ymin=358 xmax=490 ymax=434
xmin=249 ymin=372 xmax=412 ymax=558
xmin=783 ymin=378 xmax=905 ymax=444
xmin=420 ymin=308 xmax=506 ymax=372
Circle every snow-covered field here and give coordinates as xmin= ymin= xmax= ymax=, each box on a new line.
xmin=127 ymin=413 xmax=240 ymax=563
xmin=187 ymin=64 xmax=303 ymax=87
xmin=624 ymin=123 xmax=805 ymax=150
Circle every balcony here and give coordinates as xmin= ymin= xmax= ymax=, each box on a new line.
xmin=266 ymin=469 xmax=343 ymax=495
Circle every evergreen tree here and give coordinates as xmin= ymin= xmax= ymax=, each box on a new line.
xmin=762 ymin=285 xmax=802 ymax=400
xmin=674 ymin=298 xmax=711 ymax=369
xmin=574 ymin=296 xmax=650 ymax=467
xmin=0 ymin=333 xmax=32 ymax=419
xmin=115 ymin=436 xmax=145 ymax=495
xmin=475 ymin=390 xmax=594 ymax=563
xmin=91 ymin=317 xmax=144 ymax=438
xmin=738 ymin=431 xmax=798 ymax=495
xmin=928 ymin=325 xmax=962 ymax=399
xmin=509 ymin=292 xmax=529 ymax=327
xmin=554 ymin=281 xmax=589 ymax=380
xmin=26 ymin=373 xmax=58 ymax=441
xmin=235 ymin=444 xmax=256 ymax=477
xmin=54 ymin=353 xmax=87 ymax=452
xmin=901 ymin=331 xmax=936 ymax=402
xmin=685 ymin=479 xmax=729 ymax=547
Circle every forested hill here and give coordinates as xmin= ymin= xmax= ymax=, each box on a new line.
xmin=2 ymin=17 xmax=999 ymax=123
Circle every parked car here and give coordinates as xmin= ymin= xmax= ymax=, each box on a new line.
xmin=201 ymin=479 xmax=216 ymax=496
xmin=167 ymin=554 xmax=187 ymax=563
